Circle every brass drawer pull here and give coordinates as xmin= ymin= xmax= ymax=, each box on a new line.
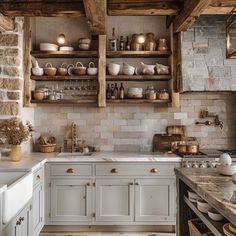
xmin=129 ymin=182 xmax=134 ymax=186
xmin=150 ymin=168 xmax=158 ymax=173
xmin=36 ymin=175 xmax=41 ymax=180
xmin=110 ymin=168 xmax=118 ymax=173
xmin=135 ymin=182 xmax=139 ymax=186
xmin=87 ymin=183 xmax=91 ymax=186
xmin=66 ymin=168 xmax=74 ymax=174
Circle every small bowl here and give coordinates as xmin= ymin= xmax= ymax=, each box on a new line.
xmin=44 ymin=63 xmax=57 ymax=76
xmin=207 ymin=209 xmax=225 ymax=221
xmin=40 ymin=43 xmax=58 ymax=51
xmin=229 ymin=224 xmax=236 ymax=234
xmin=78 ymin=43 xmax=90 ymax=50
xmin=32 ymin=67 xmax=44 ymax=76
xmin=59 ymin=46 xmax=74 ymax=51
xmin=187 ymin=190 xmax=201 ymax=203
xmin=216 ymin=164 xmax=236 ymax=176
xmin=108 ymin=63 xmax=120 ymax=76
xmin=87 ymin=62 xmax=98 ymax=75
xmin=197 ymin=199 xmax=211 ymax=213
xmin=223 ymin=223 xmax=236 ymax=236
xmin=78 ymin=38 xmax=91 ymax=44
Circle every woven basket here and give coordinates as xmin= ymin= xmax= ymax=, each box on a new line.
xmin=39 ymin=144 xmax=56 ymax=153
xmin=188 ymin=219 xmax=214 ymax=236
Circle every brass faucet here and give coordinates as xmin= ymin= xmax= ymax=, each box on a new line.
xmin=71 ymin=122 xmax=77 ymax=153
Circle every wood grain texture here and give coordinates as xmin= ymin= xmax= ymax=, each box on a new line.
xmin=106 ymin=51 xmax=172 ymax=58
xmin=83 ymin=0 xmax=106 ymax=34
xmin=98 ymin=35 xmax=106 ymax=107
xmin=173 ymin=0 xmax=212 ymax=32
xmin=0 ymin=12 xmax=14 ymax=31
xmin=31 ymin=76 xmax=98 ymax=81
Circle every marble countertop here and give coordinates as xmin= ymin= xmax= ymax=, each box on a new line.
xmin=175 ymin=168 xmax=236 ymax=226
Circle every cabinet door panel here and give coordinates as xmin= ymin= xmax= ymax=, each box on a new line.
xmin=135 ymin=178 xmax=175 ymax=222
xmin=51 ymin=179 xmax=92 ymax=222
xmin=96 ymin=179 xmax=134 ymax=222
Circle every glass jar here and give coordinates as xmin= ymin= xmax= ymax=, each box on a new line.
xmin=158 ymin=38 xmax=168 ymax=51
xmin=158 ymin=89 xmax=169 ymax=100
xmin=143 ymin=33 xmax=156 ymax=51
xmin=130 ymin=34 xmax=142 ymax=51
xmin=146 ymin=86 xmax=157 ymax=100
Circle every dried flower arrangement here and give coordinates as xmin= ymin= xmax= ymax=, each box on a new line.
xmin=0 ymin=118 xmax=34 ymax=145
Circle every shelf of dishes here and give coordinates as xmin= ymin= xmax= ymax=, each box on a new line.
xmin=185 ymin=192 xmax=236 ymax=236
xmin=31 ymin=99 xmax=97 ymax=105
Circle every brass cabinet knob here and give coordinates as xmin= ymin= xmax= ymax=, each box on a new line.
xmin=135 ymin=182 xmax=139 ymax=186
xmin=37 ymin=175 xmax=41 ymax=180
xmin=86 ymin=183 xmax=91 ymax=186
xmin=66 ymin=168 xmax=74 ymax=174
xmin=129 ymin=183 xmax=134 ymax=186
xmin=150 ymin=168 xmax=158 ymax=173
xmin=110 ymin=168 xmax=118 ymax=173
xmin=19 ymin=217 xmax=24 ymax=222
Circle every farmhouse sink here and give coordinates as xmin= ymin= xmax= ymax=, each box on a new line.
xmin=0 ymin=171 xmax=33 ymax=224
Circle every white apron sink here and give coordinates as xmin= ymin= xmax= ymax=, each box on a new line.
xmin=0 ymin=171 xmax=33 ymax=224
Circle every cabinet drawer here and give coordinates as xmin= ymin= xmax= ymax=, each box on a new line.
xmin=34 ymin=167 xmax=43 ymax=186
xmin=95 ymin=164 xmax=175 ymax=176
xmin=51 ymin=164 xmax=92 ymax=176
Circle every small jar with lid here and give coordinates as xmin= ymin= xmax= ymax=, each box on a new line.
xmin=145 ymin=86 xmax=157 ymax=100
xmin=158 ymin=89 xmax=169 ymax=100
xmin=143 ymin=33 xmax=156 ymax=51
xmin=158 ymin=38 xmax=168 ymax=51
xmin=34 ymin=88 xmax=44 ymax=101
xmin=130 ymin=34 xmax=142 ymax=51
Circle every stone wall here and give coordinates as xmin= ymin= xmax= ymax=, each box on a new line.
xmin=181 ymin=16 xmax=236 ymax=91
xmin=34 ymin=93 xmax=236 ymax=152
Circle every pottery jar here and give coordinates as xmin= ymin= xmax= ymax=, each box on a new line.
xmin=44 ymin=63 xmax=57 ymax=76
xmin=34 ymin=89 xmax=44 ymax=101
xmin=57 ymin=63 xmax=68 ymax=76
xmin=130 ymin=34 xmax=142 ymax=51
xmin=158 ymin=38 xmax=168 ymax=51
xmin=74 ymin=62 xmax=87 ymax=76
xmin=144 ymin=33 xmax=156 ymax=51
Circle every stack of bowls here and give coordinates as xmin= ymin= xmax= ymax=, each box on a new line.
xmin=127 ymin=88 xmax=143 ymax=99
xmin=78 ymin=38 xmax=91 ymax=50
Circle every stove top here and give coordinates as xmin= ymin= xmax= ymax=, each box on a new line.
xmin=177 ymin=152 xmax=207 ymax=158
xmin=218 ymin=149 xmax=236 ymax=156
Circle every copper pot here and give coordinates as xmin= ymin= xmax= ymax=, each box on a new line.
xmin=186 ymin=144 xmax=199 ymax=154
xmin=178 ymin=144 xmax=187 ymax=154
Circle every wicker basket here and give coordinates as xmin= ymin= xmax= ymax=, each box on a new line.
xmin=39 ymin=144 xmax=56 ymax=153
xmin=188 ymin=219 xmax=214 ymax=236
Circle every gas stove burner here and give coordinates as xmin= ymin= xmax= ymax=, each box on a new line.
xmin=177 ymin=152 xmax=207 ymax=158
xmin=218 ymin=149 xmax=236 ymax=156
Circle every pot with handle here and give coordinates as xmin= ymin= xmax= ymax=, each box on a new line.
xmin=87 ymin=62 xmax=98 ymax=75
xmin=74 ymin=62 xmax=87 ymax=76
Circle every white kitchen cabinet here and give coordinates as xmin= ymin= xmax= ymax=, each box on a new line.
xmin=2 ymin=202 xmax=32 ymax=236
xmin=96 ymin=179 xmax=134 ymax=222
xmin=50 ymin=179 xmax=93 ymax=222
xmin=134 ymin=178 xmax=175 ymax=222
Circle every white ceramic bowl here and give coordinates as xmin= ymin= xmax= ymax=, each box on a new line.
xmin=59 ymin=46 xmax=74 ymax=51
xmin=40 ymin=43 xmax=58 ymax=51
xmin=216 ymin=164 xmax=236 ymax=176
xmin=187 ymin=190 xmax=201 ymax=203
xmin=123 ymin=63 xmax=135 ymax=76
xmin=207 ymin=209 xmax=225 ymax=221
xmin=78 ymin=43 xmax=90 ymax=50
xmin=87 ymin=68 xmax=98 ymax=75
xmin=32 ymin=67 xmax=44 ymax=76
xmin=78 ymin=38 xmax=91 ymax=44
xmin=219 ymin=153 xmax=232 ymax=166
xmin=108 ymin=63 xmax=120 ymax=76
xmin=197 ymin=199 xmax=211 ymax=213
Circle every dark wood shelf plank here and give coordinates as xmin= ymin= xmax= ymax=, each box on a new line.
xmin=107 ymin=99 xmax=170 ymax=104
xmin=106 ymin=75 xmax=171 ymax=81
xmin=184 ymin=196 xmax=226 ymax=236
xmin=31 ymin=75 xmax=98 ymax=81
xmin=31 ymin=50 xmax=98 ymax=58
xmin=31 ymin=99 xmax=97 ymax=105
xmin=106 ymin=50 xmax=172 ymax=58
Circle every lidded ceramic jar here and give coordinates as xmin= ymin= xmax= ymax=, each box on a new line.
xmin=130 ymin=34 xmax=142 ymax=51
xmin=158 ymin=38 xmax=168 ymax=51
xmin=143 ymin=33 xmax=156 ymax=51
xmin=146 ymin=86 xmax=157 ymax=100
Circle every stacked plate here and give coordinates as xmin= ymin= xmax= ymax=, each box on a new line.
xmin=223 ymin=223 xmax=236 ymax=236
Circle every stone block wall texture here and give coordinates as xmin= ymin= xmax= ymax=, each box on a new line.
xmin=34 ymin=93 xmax=236 ymax=152
xmin=181 ymin=16 xmax=236 ymax=91
xmin=0 ymin=18 xmax=23 ymax=118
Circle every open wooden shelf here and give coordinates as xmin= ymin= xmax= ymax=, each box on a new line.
xmin=184 ymin=196 xmax=226 ymax=236
xmin=31 ymin=50 xmax=98 ymax=58
xmin=31 ymin=99 xmax=97 ymax=105
xmin=107 ymin=99 xmax=170 ymax=104
xmin=106 ymin=50 xmax=172 ymax=58
xmin=106 ymin=75 xmax=171 ymax=81
xmin=31 ymin=75 xmax=98 ymax=81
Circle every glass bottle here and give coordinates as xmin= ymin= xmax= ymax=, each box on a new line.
xmin=119 ymin=83 xmax=125 ymax=99
xmin=110 ymin=84 xmax=115 ymax=99
xmin=125 ymin=36 xmax=130 ymax=51
xmin=109 ymin=27 xmax=117 ymax=51
xmin=120 ymin=36 xmax=124 ymax=51
xmin=114 ymin=83 xmax=119 ymax=99
xmin=106 ymin=84 xmax=112 ymax=99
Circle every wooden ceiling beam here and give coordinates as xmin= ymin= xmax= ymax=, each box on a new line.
xmin=83 ymin=0 xmax=106 ymax=34
xmin=203 ymin=0 xmax=236 ymax=14
xmin=173 ymin=0 xmax=212 ymax=33
xmin=0 ymin=12 xmax=14 ymax=31
xmin=107 ymin=1 xmax=180 ymax=16
xmin=0 ymin=2 xmax=85 ymax=17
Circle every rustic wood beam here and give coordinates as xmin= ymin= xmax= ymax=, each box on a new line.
xmin=173 ymin=0 xmax=212 ymax=33
xmin=107 ymin=0 xmax=180 ymax=16
xmin=203 ymin=0 xmax=236 ymax=14
xmin=0 ymin=2 xmax=85 ymax=17
xmin=83 ymin=0 xmax=106 ymax=34
xmin=0 ymin=12 xmax=14 ymax=31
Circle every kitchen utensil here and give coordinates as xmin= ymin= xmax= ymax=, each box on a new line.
xmin=156 ymin=63 xmax=170 ymax=75
xmin=186 ymin=143 xmax=199 ymax=154
xmin=123 ymin=62 xmax=135 ymax=76
xmin=143 ymin=33 xmax=156 ymax=51
xmin=34 ymin=89 xmax=44 ymax=101
xmin=127 ymin=87 xmax=143 ymax=99
xmin=40 ymin=43 xmax=58 ymax=51
xmin=59 ymin=46 xmax=74 ymax=51
xmin=140 ymin=62 xmax=156 ymax=75
xmin=67 ymin=64 xmax=74 ymax=76
xmin=87 ymin=62 xmax=98 ymax=75
xmin=78 ymin=38 xmax=91 ymax=44
xmin=167 ymin=126 xmax=186 ymax=136
xmin=216 ymin=164 xmax=236 ymax=176
xmin=219 ymin=153 xmax=232 ymax=166
xmin=158 ymin=38 xmax=168 ymax=51
xmin=57 ymin=63 xmax=68 ymax=76
xmin=197 ymin=199 xmax=211 ymax=213
xmin=153 ymin=134 xmax=182 ymax=152
xmin=207 ymin=209 xmax=225 ymax=221
xmin=223 ymin=223 xmax=236 ymax=236
xmin=44 ymin=63 xmax=57 ymax=76
xmin=74 ymin=62 xmax=87 ymax=76
xmin=108 ymin=63 xmax=120 ymax=76
xmin=188 ymin=190 xmax=202 ymax=203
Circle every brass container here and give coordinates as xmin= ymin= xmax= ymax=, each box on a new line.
xmin=186 ymin=144 xmax=199 ymax=154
